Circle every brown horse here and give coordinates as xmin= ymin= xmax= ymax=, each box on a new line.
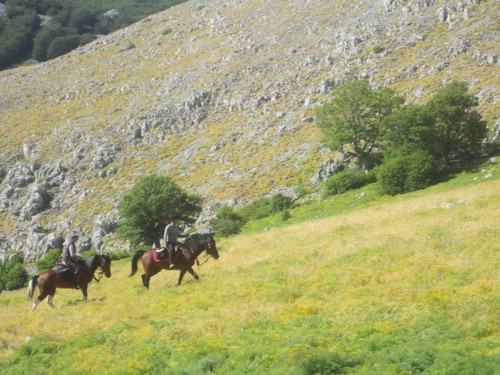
xmin=28 ymin=254 xmax=112 ymax=311
xmin=129 ymin=235 xmax=219 ymax=288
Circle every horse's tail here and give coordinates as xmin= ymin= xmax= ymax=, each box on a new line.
xmin=129 ymin=250 xmax=145 ymax=277
xmin=27 ymin=275 xmax=39 ymax=301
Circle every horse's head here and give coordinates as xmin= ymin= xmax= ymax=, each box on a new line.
xmin=205 ymin=235 xmax=219 ymax=260
xmin=100 ymin=254 xmax=112 ymax=278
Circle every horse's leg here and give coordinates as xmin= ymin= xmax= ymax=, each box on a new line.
xmin=141 ymin=263 xmax=161 ymax=289
xmin=32 ymin=287 xmax=49 ymax=312
xmin=187 ymin=266 xmax=200 ymax=281
xmin=177 ymin=269 xmax=187 ymax=286
xmin=80 ymin=284 xmax=88 ymax=301
xmin=141 ymin=274 xmax=150 ymax=289
xmin=47 ymin=295 xmax=55 ymax=308
xmin=31 ymin=298 xmax=41 ymax=312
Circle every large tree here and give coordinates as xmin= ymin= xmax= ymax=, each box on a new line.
xmin=117 ymin=174 xmax=202 ymax=247
xmin=382 ymin=81 xmax=488 ymax=167
xmin=425 ymin=81 xmax=487 ymax=166
xmin=316 ymin=79 xmax=404 ymax=169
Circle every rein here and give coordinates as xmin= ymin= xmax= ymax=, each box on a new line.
xmin=196 ymin=252 xmax=211 ymax=267
xmin=93 ymin=269 xmax=104 ymax=282
xmin=90 ymin=255 xmax=106 ymax=282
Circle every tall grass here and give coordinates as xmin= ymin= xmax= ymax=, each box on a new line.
xmin=0 ymin=160 xmax=498 ymax=374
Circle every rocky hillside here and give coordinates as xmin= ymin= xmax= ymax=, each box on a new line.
xmin=0 ymin=0 xmax=498 ymax=262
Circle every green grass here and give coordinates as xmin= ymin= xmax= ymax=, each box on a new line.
xmin=242 ymin=157 xmax=500 ymax=234
xmin=0 ymin=158 xmax=498 ymax=374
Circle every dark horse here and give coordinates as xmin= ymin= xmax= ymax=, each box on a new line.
xmin=28 ymin=254 xmax=112 ymax=311
xmin=129 ymin=235 xmax=219 ymax=288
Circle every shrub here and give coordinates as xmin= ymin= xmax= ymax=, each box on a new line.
xmin=239 ymin=197 xmax=273 ymax=221
xmin=107 ymin=250 xmax=130 ymax=261
xmin=323 ymin=169 xmax=375 ymax=197
xmin=301 ymin=352 xmax=360 ymax=374
xmin=281 ymin=209 xmax=291 ymax=221
xmin=270 ymin=193 xmax=294 ymax=213
xmin=36 ymin=249 xmax=62 ymax=273
xmin=376 ymin=149 xmax=436 ymax=195
xmin=0 ymin=259 xmax=28 ymax=291
xmin=239 ymin=193 xmax=294 ymax=221
xmin=210 ymin=206 xmax=246 ymax=237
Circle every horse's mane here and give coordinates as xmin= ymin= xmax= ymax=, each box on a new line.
xmin=85 ymin=255 xmax=100 ymax=270
xmin=188 ymin=232 xmax=213 ymax=242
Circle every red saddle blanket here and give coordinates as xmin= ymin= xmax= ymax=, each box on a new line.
xmin=152 ymin=248 xmax=180 ymax=263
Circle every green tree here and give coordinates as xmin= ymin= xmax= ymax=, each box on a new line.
xmin=69 ymin=7 xmax=98 ymax=34
xmin=46 ymin=33 xmax=80 ymax=60
xmin=425 ymin=81 xmax=487 ymax=166
xmin=32 ymin=22 xmax=67 ymax=61
xmin=0 ymin=10 xmax=39 ymax=68
xmin=117 ymin=174 xmax=202 ymax=247
xmin=210 ymin=206 xmax=246 ymax=237
xmin=316 ymin=80 xmax=404 ymax=170
xmin=381 ymin=104 xmax=436 ymax=155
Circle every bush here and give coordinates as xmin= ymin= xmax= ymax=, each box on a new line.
xmin=239 ymin=197 xmax=273 ymax=221
xmin=301 ymin=352 xmax=360 ymax=374
xmin=36 ymin=249 xmax=62 ymax=273
xmin=107 ymin=250 xmax=130 ymax=261
xmin=323 ymin=169 xmax=375 ymax=197
xmin=376 ymin=149 xmax=436 ymax=195
xmin=239 ymin=193 xmax=294 ymax=221
xmin=270 ymin=193 xmax=294 ymax=213
xmin=210 ymin=206 xmax=246 ymax=237
xmin=0 ymin=259 xmax=28 ymax=291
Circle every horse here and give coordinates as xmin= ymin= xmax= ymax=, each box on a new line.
xmin=129 ymin=235 xmax=219 ymax=288
xmin=28 ymin=254 xmax=112 ymax=312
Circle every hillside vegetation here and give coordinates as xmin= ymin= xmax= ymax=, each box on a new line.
xmin=0 ymin=0 xmax=499 ymax=261
xmin=0 ymin=159 xmax=498 ymax=374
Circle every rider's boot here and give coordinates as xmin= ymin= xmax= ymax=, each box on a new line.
xmin=72 ymin=271 xmax=80 ymax=289
xmin=168 ymin=249 xmax=175 ymax=269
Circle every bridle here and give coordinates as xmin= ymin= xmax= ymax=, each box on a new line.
xmin=196 ymin=238 xmax=215 ymax=267
xmin=93 ymin=255 xmax=109 ymax=282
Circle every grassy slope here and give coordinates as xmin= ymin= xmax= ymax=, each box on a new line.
xmin=0 ymin=159 xmax=498 ymax=374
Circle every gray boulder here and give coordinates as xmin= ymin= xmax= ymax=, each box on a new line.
xmin=20 ymin=184 xmax=50 ymax=220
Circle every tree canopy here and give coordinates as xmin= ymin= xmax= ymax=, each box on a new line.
xmin=317 ymin=80 xmax=489 ymax=196
xmin=316 ymin=79 xmax=404 ymax=169
xmin=117 ymin=174 xmax=202 ymax=247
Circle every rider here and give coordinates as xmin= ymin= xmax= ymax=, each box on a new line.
xmin=62 ymin=235 xmax=81 ymax=288
xmin=163 ymin=217 xmax=187 ymax=269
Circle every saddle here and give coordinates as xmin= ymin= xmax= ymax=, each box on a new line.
xmin=52 ymin=264 xmax=79 ymax=282
xmin=53 ymin=256 xmax=83 ymax=282
xmin=152 ymin=247 xmax=181 ymax=264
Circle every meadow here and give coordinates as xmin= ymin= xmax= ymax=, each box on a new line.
xmin=0 ymin=159 xmax=498 ymax=374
